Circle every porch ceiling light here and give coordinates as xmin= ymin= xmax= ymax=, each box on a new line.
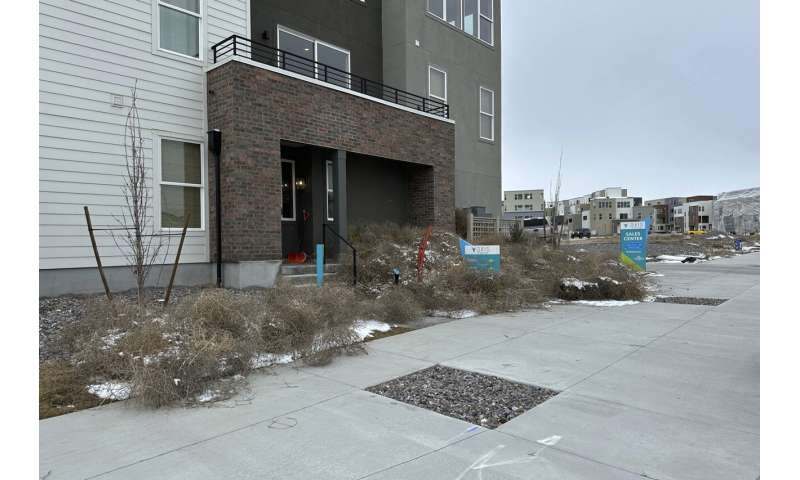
xmin=295 ymin=178 xmax=307 ymax=190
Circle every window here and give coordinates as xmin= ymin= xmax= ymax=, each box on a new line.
xmin=326 ymin=161 xmax=335 ymax=222
xmin=524 ymin=193 xmax=533 ymax=200
xmin=514 ymin=193 xmax=523 ymax=200
xmin=479 ymin=0 xmax=493 ymax=45
xmin=428 ymin=65 xmax=447 ymax=102
xmin=620 ymin=213 xmax=629 ymax=220
xmin=159 ymin=139 xmax=203 ymax=229
xmin=157 ymin=0 xmax=201 ymax=58
xmin=479 ymin=87 xmax=494 ymax=141
xmin=463 ymin=0 xmax=478 ymax=36
xmin=428 ymin=0 xmax=493 ymax=45
xmin=277 ymin=26 xmax=351 ymax=88
xmin=281 ymin=160 xmax=295 ymax=221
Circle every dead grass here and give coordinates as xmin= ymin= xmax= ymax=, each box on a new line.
xmin=41 ymin=224 xmax=647 ymax=417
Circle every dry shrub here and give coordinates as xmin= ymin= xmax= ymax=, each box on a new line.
xmin=454 ymin=209 xmax=468 ymax=238
xmin=40 ymin=360 xmax=101 ymax=418
xmin=263 ymin=285 xmax=363 ymax=366
xmin=372 ymin=287 xmax=423 ymax=323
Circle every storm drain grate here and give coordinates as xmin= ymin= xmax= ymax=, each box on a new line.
xmin=365 ymin=365 xmax=559 ymax=429
xmin=655 ymin=296 xmax=728 ymax=306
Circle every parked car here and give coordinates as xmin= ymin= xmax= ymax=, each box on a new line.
xmin=570 ymin=228 xmax=592 ymax=239
xmin=688 ymin=229 xmax=707 ymax=235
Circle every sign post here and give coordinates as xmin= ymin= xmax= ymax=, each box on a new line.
xmin=619 ymin=221 xmax=648 ymax=271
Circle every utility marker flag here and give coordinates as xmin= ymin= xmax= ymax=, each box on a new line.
xmin=619 ymin=221 xmax=648 ymax=271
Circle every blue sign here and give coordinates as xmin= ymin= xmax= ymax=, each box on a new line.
xmin=316 ymin=244 xmax=324 ymax=287
xmin=464 ymin=245 xmax=501 ymax=272
xmin=459 ymin=238 xmax=471 ymax=256
xmin=620 ymin=221 xmax=648 ymax=271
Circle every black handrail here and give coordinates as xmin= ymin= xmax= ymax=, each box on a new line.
xmin=322 ymin=223 xmax=357 ymax=286
xmin=211 ymin=35 xmax=450 ymax=119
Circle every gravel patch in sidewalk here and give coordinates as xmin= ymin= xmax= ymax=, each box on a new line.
xmin=654 ymin=296 xmax=728 ymax=306
xmin=365 ymin=365 xmax=559 ymax=429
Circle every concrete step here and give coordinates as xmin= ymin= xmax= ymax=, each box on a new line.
xmin=281 ymin=272 xmax=337 ymax=286
xmin=280 ymin=263 xmax=339 ymax=275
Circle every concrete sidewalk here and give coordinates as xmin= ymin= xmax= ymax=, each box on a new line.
xmin=39 ymin=253 xmax=760 ymax=480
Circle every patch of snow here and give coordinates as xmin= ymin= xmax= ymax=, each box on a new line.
xmin=741 ymin=245 xmax=759 ymax=252
xmin=652 ymin=254 xmax=707 ymax=264
xmin=100 ymin=330 xmax=126 ymax=350
xmin=250 ymin=353 xmax=294 ymax=369
xmin=196 ymin=389 xmax=221 ymax=403
xmin=567 ymin=255 xmax=578 ymax=262
xmin=599 ymin=276 xmax=621 ymax=285
xmin=572 ymin=300 xmax=640 ymax=307
xmin=561 ymin=277 xmax=598 ymax=289
xmin=352 ymin=319 xmax=393 ymax=340
xmin=86 ymin=382 xmax=131 ymax=400
xmin=431 ymin=310 xmax=479 ymax=319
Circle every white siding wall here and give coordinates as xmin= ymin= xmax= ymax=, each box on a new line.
xmin=39 ymin=0 xmax=248 ymax=270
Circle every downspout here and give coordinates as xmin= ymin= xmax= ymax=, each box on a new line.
xmin=208 ymin=129 xmax=223 ymax=287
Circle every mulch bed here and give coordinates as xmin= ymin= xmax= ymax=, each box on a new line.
xmin=366 ymin=365 xmax=558 ymax=429
xmin=654 ymin=296 xmax=728 ymax=306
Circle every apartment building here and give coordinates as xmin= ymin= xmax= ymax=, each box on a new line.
xmin=39 ymin=0 xmax=500 ymax=296
xmin=644 ymin=197 xmax=686 ymax=232
xmin=503 ymin=189 xmax=544 ymax=214
xmin=385 ymin=0 xmax=502 ymax=215
xmin=673 ymin=196 xmax=715 ymax=232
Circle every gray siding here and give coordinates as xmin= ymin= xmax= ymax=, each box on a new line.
xmin=382 ymin=0 xmax=502 ymax=215
xmin=39 ymin=0 xmax=248 ymax=270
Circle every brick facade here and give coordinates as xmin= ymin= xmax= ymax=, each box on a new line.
xmin=206 ymin=59 xmax=455 ymax=262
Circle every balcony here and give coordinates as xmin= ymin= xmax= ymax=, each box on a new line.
xmin=211 ymin=35 xmax=450 ymax=119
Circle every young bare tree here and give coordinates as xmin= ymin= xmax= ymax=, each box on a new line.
xmin=548 ymin=148 xmax=565 ymax=249
xmin=113 ymin=81 xmax=165 ymax=307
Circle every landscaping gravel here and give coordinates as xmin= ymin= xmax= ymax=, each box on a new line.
xmin=365 ymin=365 xmax=559 ymax=429
xmin=654 ymin=296 xmax=728 ymax=306
xmin=39 ymin=287 xmax=203 ymax=362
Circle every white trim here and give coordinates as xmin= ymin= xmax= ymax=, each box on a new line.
xmin=325 ymin=160 xmax=335 ymax=222
xmin=153 ymin=0 xmax=205 ymax=62
xmin=154 ymin=133 xmax=207 ymax=232
xmin=479 ymin=86 xmax=495 ymax=141
xmin=206 ymin=57 xmax=456 ymax=124
xmin=428 ymin=65 xmax=448 ymax=103
xmin=479 ymin=0 xmax=494 ymax=46
xmin=281 ymin=159 xmax=297 ymax=222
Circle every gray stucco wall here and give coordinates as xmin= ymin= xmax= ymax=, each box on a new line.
xmin=346 ymin=153 xmax=411 ymax=226
xmin=382 ymin=0 xmax=502 ymax=215
xmin=251 ymin=0 xmax=383 ymax=82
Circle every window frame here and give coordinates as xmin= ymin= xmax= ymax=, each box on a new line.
xmin=326 ymin=160 xmax=335 ymax=222
xmin=478 ymin=0 xmax=494 ymax=46
xmin=154 ymin=0 xmax=204 ymax=61
xmin=276 ymin=25 xmax=351 ymax=87
xmin=281 ymin=159 xmax=297 ymax=222
xmin=428 ymin=65 xmax=448 ymax=102
xmin=479 ymin=86 xmax=495 ymax=141
xmin=155 ymin=134 xmax=206 ymax=232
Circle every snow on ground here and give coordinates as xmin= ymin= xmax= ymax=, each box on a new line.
xmin=572 ymin=300 xmax=640 ymax=307
xmin=560 ymin=278 xmax=598 ymax=289
xmin=431 ymin=310 xmax=479 ymax=319
xmin=250 ymin=353 xmax=294 ymax=369
xmin=86 ymin=382 xmax=131 ymax=400
xmin=100 ymin=330 xmax=126 ymax=350
xmin=652 ymin=254 xmax=707 ymax=264
xmin=352 ymin=319 xmax=393 ymax=340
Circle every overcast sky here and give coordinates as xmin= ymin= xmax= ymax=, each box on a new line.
xmin=500 ymin=0 xmax=759 ymax=200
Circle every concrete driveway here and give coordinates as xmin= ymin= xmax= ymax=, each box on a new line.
xmin=39 ymin=253 xmax=760 ymax=480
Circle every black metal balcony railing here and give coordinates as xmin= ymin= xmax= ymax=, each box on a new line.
xmin=211 ymin=35 xmax=449 ymax=119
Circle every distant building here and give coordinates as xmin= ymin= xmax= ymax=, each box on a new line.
xmin=503 ymin=189 xmax=545 ymax=215
xmin=712 ymin=187 xmax=760 ymax=234
xmin=674 ymin=197 xmax=715 ymax=232
xmin=644 ymin=197 xmax=686 ymax=232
